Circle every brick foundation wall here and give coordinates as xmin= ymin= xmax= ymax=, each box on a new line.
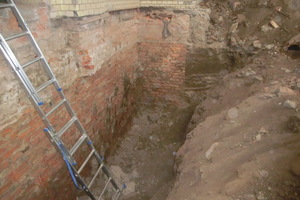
xmin=0 ymin=2 xmax=211 ymax=199
xmin=137 ymin=10 xmax=190 ymax=103
xmin=139 ymin=43 xmax=186 ymax=103
xmin=0 ymin=3 xmax=139 ymax=200
xmin=0 ymin=45 xmax=139 ymax=200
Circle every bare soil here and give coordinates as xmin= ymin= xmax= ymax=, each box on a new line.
xmin=107 ymin=102 xmax=195 ymax=200
xmin=167 ymin=53 xmax=300 ymax=200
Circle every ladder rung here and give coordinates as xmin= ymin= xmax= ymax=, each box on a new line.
xmin=45 ymin=99 xmax=66 ymax=118
xmin=36 ymin=79 xmax=55 ymax=93
xmin=78 ymin=149 xmax=95 ymax=174
xmin=98 ymin=177 xmax=112 ymax=200
xmin=113 ymin=191 xmax=121 ymax=200
xmin=70 ymin=135 xmax=87 ymax=156
xmin=5 ymin=32 xmax=29 ymax=41
xmin=57 ymin=117 xmax=77 ymax=137
xmin=88 ymin=163 xmax=104 ymax=188
xmin=0 ymin=4 xmax=12 ymax=9
xmin=22 ymin=56 xmax=42 ymax=69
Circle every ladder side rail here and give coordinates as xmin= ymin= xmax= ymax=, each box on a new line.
xmin=73 ymin=170 xmax=97 ymax=200
xmin=42 ymin=130 xmax=97 ymax=200
xmin=71 ymin=163 xmax=97 ymax=200
xmin=69 ymin=120 xmax=123 ymax=191
xmin=93 ymin=151 xmax=121 ymax=191
xmin=8 ymin=0 xmax=33 ymax=31
xmin=67 ymin=147 xmax=105 ymax=200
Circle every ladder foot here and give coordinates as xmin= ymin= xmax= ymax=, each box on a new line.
xmin=57 ymin=88 xmax=62 ymax=91
xmin=38 ymin=102 xmax=44 ymax=106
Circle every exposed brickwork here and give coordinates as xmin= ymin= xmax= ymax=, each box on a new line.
xmin=48 ymin=0 xmax=193 ymax=18
xmin=139 ymin=42 xmax=186 ymax=102
xmin=49 ymin=0 xmax=140 ymax=18
xmin=140 ymin=0 xmax=194 ymax=10
xmin=0 ymin=3 xmax=209 ymax=199
xmin=0 ymin=4 xmax=139 ymax=200
xmin=0 ymin=45 xmax=139 ymax=200
xmin=137 ymin=10 xmax=190 ymax=103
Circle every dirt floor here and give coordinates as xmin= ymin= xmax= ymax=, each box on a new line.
xmin=104 ymin=0 xmax=300 ymax=200
xmin=107 ymin=103 xmax=196 ymax=200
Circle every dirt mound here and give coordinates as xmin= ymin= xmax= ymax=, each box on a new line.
xmin=167 ymin=53 xmax=300 ymax=200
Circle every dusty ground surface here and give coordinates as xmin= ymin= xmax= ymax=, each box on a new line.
xmin=107 ymin=103 xmax=196 ymax=200
xmin=167 ymin=53 xmax=300 ymax=200
xmin=168 ymin=0 xmax=300 ymax=199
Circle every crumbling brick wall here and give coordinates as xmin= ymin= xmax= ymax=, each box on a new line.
xmin=0 ymin=3 xmax=139 ymax=199
xmin=139 ymin=43 xmax=187 ymax=103
xmin=0 ymin=1 xmax=211 ymax=199
xmin=137 ymin=10 xmax=190 ymax=103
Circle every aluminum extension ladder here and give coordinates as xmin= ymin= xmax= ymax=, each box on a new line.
xmin=0 ymin=1 xmax=124 ymax=199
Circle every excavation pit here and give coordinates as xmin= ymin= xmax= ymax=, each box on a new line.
xmin=2 ymin=1 xmax=300 ymax=200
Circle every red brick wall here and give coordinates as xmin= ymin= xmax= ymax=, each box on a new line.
xmin=138 ymin=42 xmax=187 ymax=103
xmin=0 ymin=6 xmax=192 ymax=200
xmin=137 ymin=10 xmax=190 ymax=103
xmin=0 ymin=3 xmax=139 ymax=200
xmin=0 ymin=44 xmax=139 ymax=200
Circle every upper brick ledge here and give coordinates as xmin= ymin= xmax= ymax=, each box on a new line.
xmin=49 ymin=0 xmax=195 ymax=18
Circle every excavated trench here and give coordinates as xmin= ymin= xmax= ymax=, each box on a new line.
xmin=79 ymin=1 xmax=300 ymax=199
xmin=73 ymin=41 xmax=239 ymax=200
xmin=74 ymin=7 xmax=247 ymax=199
xmin=96 ymin=48 xmax=238 ymax=200
xmin=1 ymin=1 xmax=300 ymax=199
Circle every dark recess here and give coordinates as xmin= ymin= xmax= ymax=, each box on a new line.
xmin=288 ymin=45 xmax=300 ymax=51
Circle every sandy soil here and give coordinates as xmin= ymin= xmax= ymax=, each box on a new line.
xmin=167 ymin=53 xmax=300 ymax=200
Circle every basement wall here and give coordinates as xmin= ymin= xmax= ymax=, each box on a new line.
xmin=138 ymin=10 xmax=190 ymax=103
xmin=137 ymin=8 xmax=214 ymax=104
xmin=0 ymin=2 xmax=139 ymax=199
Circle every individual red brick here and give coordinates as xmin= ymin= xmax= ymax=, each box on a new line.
xmin=7 ymin=162 xmax=29 ymax=182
